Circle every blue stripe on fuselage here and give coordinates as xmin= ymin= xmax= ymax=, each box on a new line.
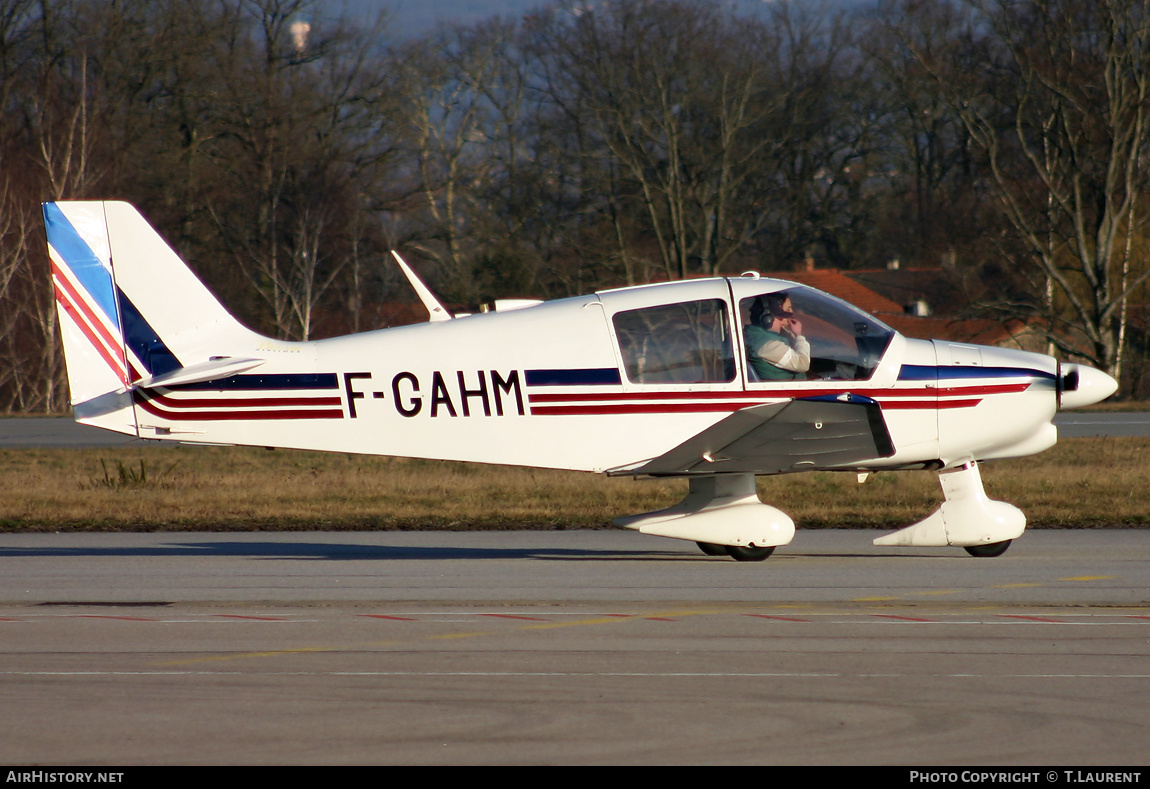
xmin=525 ymin=368 xmax=622 ymax=386
xmin=170 ymin=373 xmax=340 ymax=391
xmin=898 ymin=365 xmax=1055 ymax=381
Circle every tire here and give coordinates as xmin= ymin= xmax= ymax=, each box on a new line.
xmin=964 ymin=540 xmax=1012 ymax=558
xmin=724 ymin=545 xmax=775 ymax=562
xmin=696 ymin=541 xmax=729 ymax=556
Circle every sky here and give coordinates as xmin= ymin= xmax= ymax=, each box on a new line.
xmin=386 ymin=0 xmax=548 ymax=31
xmin=361 ymin=0 xmax=802 ymax=35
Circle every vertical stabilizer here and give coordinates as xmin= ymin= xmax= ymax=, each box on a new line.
xmin=45 ymin=201 xmax=264 ymax=435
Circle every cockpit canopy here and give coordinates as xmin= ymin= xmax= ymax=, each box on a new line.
xmin=608 ymin=280 xmax=895 ymax=385
xmin=740 ymin=286 xmax=894 ymax=382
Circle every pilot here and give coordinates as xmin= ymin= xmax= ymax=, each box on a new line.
xmin=746 ymin=294 xmax=811 ymax=381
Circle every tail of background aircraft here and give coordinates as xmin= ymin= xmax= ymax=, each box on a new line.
xmin=45 ymin=201 xmax=264 ymax=435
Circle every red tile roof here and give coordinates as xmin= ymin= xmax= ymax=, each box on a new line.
xmin=770 ymin=270 xmax=907 ymax=316
xmin=771 ymin=269 xmax=1037 ymax=349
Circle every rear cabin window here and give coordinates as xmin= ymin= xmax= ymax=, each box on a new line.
xmin=612 ymin=299 xmax=735 ymax=384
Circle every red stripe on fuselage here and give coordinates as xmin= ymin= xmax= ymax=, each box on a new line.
xmin=527 ymin=381 xmax=1030 ymax=404
xmin=938 ymin=382 xmax=1031 ymax=397
xmin=525 ymin=380 xmax=1032 ymax=415
xmin=144 ymin=392 xmax=343 ymax=409
xmin=881 ymin=399 xmax=982 ymax=410
xmin=531 ymin=402 xmax=754 ymax=416
xmin=134 ymin=393 xmax=344 ymax=421
xmin=527 ymin=397 xmax=986 ymax=416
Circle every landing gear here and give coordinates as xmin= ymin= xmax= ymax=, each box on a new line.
xmin=873 ymin=461 xmax=1026 ymax=552
xmin=697 ymin=541 xmax=775 ymax=561
xmin=725 ymin=545 xmax=775 ymax=562
xmin=615 ymin=474 xmax=795 ymax=557
xmin=964 ymin=540 xmax=1012 ymax=558
xmin=696 ymin=541 xmax=728 ymax=556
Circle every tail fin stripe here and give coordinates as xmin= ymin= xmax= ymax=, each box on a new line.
xmin=117 ymin=286 xmax=182 ymax=378
xmin=50 ymin=257 xmax=123 ymax=357
xmin=50 ymin=257 xmax=130 ymax=384
xmin=53 ymin=274 xmax=130 ymax=384
xmin=43 ymin=204 xmax=121 ymax=328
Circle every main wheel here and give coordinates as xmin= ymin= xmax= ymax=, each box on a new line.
xmin=964 ymin=540 xmax=1012 ymax=558
xmin=725 ymin=545 xmax=775 ymax=562
xmin=696 ymin=541 xmax=728 ymax=556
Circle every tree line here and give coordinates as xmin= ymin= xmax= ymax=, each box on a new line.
xmin=3 ymin=0 xmax=1150 ymax=412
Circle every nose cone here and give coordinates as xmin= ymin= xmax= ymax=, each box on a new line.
xmin=1059 ymin=364 xmax=1118 ymax=410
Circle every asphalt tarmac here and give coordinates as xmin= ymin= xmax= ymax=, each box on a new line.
xmin=0 ymin=530 xmax=1147 ymax=765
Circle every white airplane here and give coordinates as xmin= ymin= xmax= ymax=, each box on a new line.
xmin=44 ymin=201 xmax=1117 ymax=560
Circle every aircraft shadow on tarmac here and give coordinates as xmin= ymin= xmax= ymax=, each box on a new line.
xmin=0 ymin=542 xmax=669 ymax=561
xmin=0 ymin=540 xmax=957 ymax=561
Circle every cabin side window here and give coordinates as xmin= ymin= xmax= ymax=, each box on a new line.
xmin=612 ymin=299 xmax=735 ymax=384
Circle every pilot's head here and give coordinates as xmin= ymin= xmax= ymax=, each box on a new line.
xmin=752 ymin=293 xmax=794 ymax=328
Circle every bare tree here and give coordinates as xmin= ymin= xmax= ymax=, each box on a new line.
xmin=395 ymin=21 xmax=520 ymax=302
xmin=201 ymin=0 xmax=396 ymax=339
xmin=862 ymin=8 xmax=979 ymax=258
xmin=887 ymin=0 xmax=1150 ymax=376
xmin=536 ymin=1 xmax=787 ymax=280
xmin=1 ymin=0 xmax=119 ymax=412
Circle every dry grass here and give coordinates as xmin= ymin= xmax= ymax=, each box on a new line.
xmin=0 ymin=438 xmax=1147 ymax=531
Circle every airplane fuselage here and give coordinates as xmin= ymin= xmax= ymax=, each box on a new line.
xmin=121 ymin=278 xmax=1060 ymax=476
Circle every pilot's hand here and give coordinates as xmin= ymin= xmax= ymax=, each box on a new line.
xmin=787 ymin=318 xmax=803 ymax=336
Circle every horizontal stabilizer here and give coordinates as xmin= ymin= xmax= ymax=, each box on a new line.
xmin=613 ymin=396 xmax=895 ymax=476
xmin=133 ymin=357 xmax=265 ymax=390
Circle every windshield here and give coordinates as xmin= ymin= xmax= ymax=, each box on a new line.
xmin=739 ymin=287 xmax=894 ymax=382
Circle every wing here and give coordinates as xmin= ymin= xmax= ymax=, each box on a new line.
xmin=611 ymin=394 xmax=895 ymax=476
